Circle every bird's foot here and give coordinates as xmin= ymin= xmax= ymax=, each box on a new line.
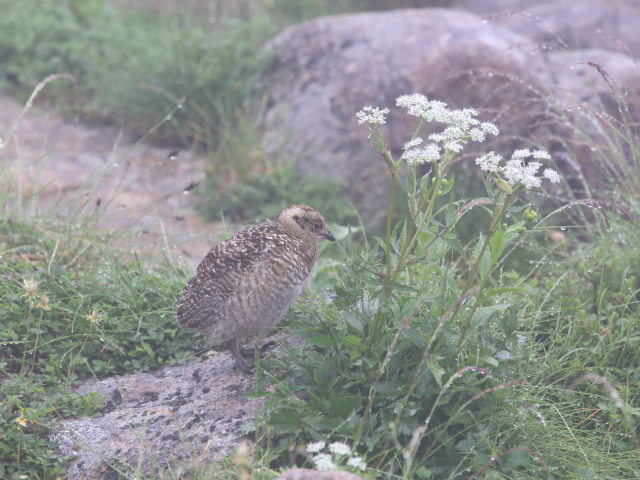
xmin=239 ymin=339 xmax=278 ymax=358
xmin=230 ymin=339 xmax=255 ymax=373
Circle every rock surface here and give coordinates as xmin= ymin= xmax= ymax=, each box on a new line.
xmin=275 ymin=468 xmax=366 ymax=480
xmin=52 ymin=350 xmax=257 ymax=479
xmin=0 ymin=92 xmax=215 ymax=269
xmin=463 ymin=0 xmax=640 ymax=57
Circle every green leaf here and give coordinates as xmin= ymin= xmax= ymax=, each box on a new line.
xmin=427 ymin=359 xmax=445 ymax=388
xmin=489 ymin=222 xmax=506 ymax=264
xmin=329 ymin=394 xmax=359 ymax=416
xmin=304 ymin=334 xmax=335 ymax=347
xmin=469 ymin=304 xmax=512 ymax=330
xmin=472 ymin=233 xmax=491 ymax=280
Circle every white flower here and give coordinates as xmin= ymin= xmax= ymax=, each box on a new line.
xmin=448 ymin=108 xmax=480 ymax=129
xmin=403 ymin=143 xmax=441 ymax=165
xmin=480 ymin=122 xmax=499 ymax=136
xmin=444 ymin=140 xmax=463 ymax=153
xmin=306 ymin=441 xmax=325 ymax=453
xmin=524 ymin=161 xmax=542 ymax=177
xmin=521 ymin=171 xmax=542 ymax=189
xmin=347 ymin=456 xmax=367 ymax=471
xmin=328 ymin=442 xmax=351 ymax=456
xmin=543 ymin=168 xmax=561 ymax=183
xmin=356 ymin=106 xmax=390 ymax=125
xmin=501 ymin=158 xmax=543 ymax=189
xmin=403 ymin=137 xmax=423 ymax=150
xmin=441 ymin=126 xmax=464 ymax=140
xmin=512 ymin=148 xmax=532 ymax=159
xmin=469 ymin=128 xmax=486 ymax=142
xmin=502 ymin=158 xmax=525 ymax=185
xmin=475 ymin=151 xmax=502 ymax=172
xmin=312 ymin=453 xmax=336 ymax=472
xmin=532 ymin=149 xmax=551 ymax=160
xmin=396 ymin=93 xmax=432 ymax=117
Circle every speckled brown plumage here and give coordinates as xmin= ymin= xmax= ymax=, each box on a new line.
xmin=176 ymin=205 xmax=334 ymax=372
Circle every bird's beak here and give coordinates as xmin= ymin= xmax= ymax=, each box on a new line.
xmin=323 ymin=230 xmax=336 ymax=242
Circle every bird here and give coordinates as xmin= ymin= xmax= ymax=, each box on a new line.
xmin=176 ymin=205 xmax=335 ymax=372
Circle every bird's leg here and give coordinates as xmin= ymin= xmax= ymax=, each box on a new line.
xmin=259 ymin=339 xmax=277 ymax=354
xmin=239 ymin=338 xmax=278 ymax=357
xmin=230 ymin=338 xmax=255 ymax=373
xmin=239 ymin=343 xmax=256 ymax=358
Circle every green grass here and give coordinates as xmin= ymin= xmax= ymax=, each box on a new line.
xmin=0 ymin=213 xmax=202 ymax=478
xmin=0 ymin=0 xmax=271 ymax=147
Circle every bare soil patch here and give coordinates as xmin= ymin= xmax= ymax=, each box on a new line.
xmin=0 ymin=92 xmax=217 ymax=268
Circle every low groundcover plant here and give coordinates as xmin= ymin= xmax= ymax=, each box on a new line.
xmin=259 ymin=93 xmax=575 ymax=478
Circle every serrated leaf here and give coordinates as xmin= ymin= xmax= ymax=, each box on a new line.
xmin=330 ymin=394 xmax=359 ymax=416
xmin=427 ymin=359 xmax=445 ymax=388
xmin=469 ymin=304 xmax=512 ymax=329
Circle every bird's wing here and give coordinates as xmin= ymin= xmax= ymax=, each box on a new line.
xmin=175 ymin=224 xmax=285 ymax=328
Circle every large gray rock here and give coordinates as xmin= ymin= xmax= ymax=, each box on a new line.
xmin=546 ymin=48 xmax=640 ymax=114
xmin=53 ymin=351 xmax=257 ymax=479
xmin=539 ymin=48 xmax=640 ymax=192
xmin=461 ymin=0 xmax=640 ymax=57
xmin=263 ymin=8 xmax=552 ymax=226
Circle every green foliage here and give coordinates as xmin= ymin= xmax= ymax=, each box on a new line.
xmin=0 ymin=217 xmax=200 ymax=381
xmin=0 ymin=215 xmax=200 ymax=478
xmin=534 ymin=219 xmax=640 ymax=377
xmin=0 ymin=0 xmax=271 ymax=146
xmin=261 ymin=218 xmax=537 ymax=477
xmin=199 ymin=162 xmax=359 ymax=225
xmin=0 ymin=375 xmax=104 ymax=480
xmin=254 ymin=97 xmax=640 ymax=478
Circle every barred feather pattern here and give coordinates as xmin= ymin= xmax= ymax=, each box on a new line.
xmin=176 ymin=221 xmax=318 ymax=346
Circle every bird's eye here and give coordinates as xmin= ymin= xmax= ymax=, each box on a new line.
xmin=313 ymin=223 xmax=321 ymax=230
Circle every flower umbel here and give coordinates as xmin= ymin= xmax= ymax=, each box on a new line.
xmin=306 ymin=441 xmax=326 ymax=453
xmin=347 ymin=456 xmax=367 ymax=471
xmin=543 ymin=168 xmax=561 ymax=183
xmin=475 ymin=152 xmax=503 ymax=173
xmin=306 ymin=440 xmax=367 ymax=473
xmin=356 ymin=106 xmax=390 ymax=126
xmin=394 ymin=94 xmax=499 ymax=158
xmin=403 ymin=143 xmax=441 ymax=165
xmin=312 ymin=453 xmax=336 ymax=472
xmin=328 ymin=442 xmax=351 ymax=456
xmin=500 ymin=149 xmax=560 ymax=189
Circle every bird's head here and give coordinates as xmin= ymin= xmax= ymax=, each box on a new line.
xmin=277 ymin=205 xmax=335 ymax=243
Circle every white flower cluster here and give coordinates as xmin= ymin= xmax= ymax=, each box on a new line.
xmin=306 ymin=441 xmax=366 ymax=472
xmin=403 ymin=139 xmax=441 ymax=166
xmin=475 ymin=149 xmax=561 ymax=189
xmin=395 ymin=93 xmax=499 ymax=165
xmin=356 ymin=106 xmax=390 ymax=126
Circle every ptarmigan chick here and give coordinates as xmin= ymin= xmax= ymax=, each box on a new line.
xmin=176 ymin=205 xmax=335 ymax=372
